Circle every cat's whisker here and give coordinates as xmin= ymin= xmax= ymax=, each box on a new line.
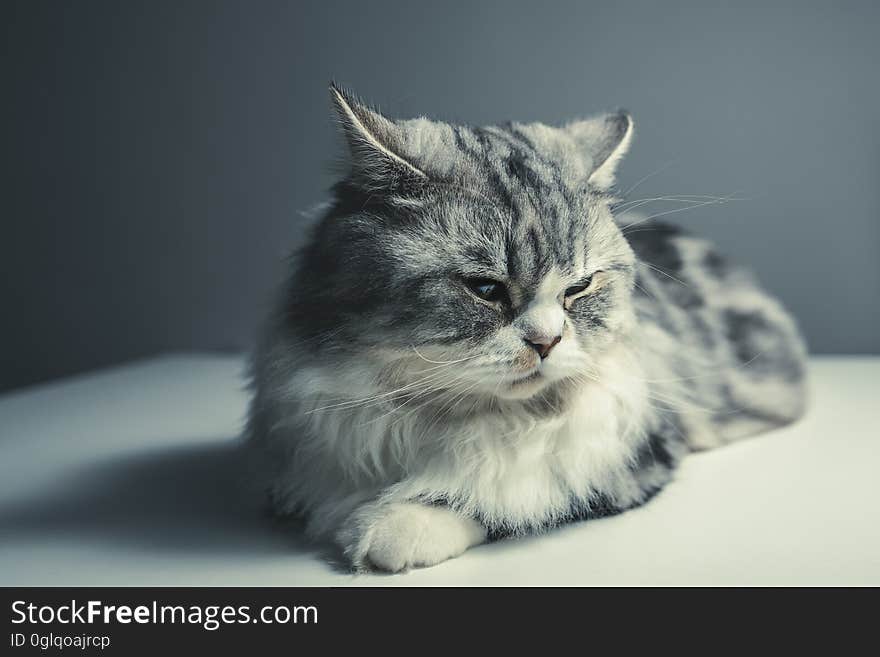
xmin=385 ymin=372 xmax=476 ymax=437
xmin=614 ymin=193 xmax=743 ymax=214
xmin=372 ymin=368 xmax=475 ymax=424
xmin=615 ymin=226 xmax=672 ymax=236
xmin=358 ymin=377 xmax=463 ymax=427
xmin=614 ymin=195 xmax=727 ymax=214
xmin=489 ymin=370 xmax=508 ymax=410
xmin=383 ymin=365 xmax=488 ymax=426
xmin=410 ymin=347 xmax=481 ymax=365
xmin=617 ymin=192 xmax=745 ymax=204
xmin=621 ymin=194 xmax=742 ymax=232
xmin=417 ymin=379 xmax=484 ymax=443
xmin=632 ymin=280 xmax=658 ymax=301
xmin=304 ymin=366 xmax=464 ymax=414
xmin=641 ymin=261 xmax=691 ymax=288
xmin=338 ymin=376 xmax=464 ymax=415
xmin=619 ymin=159 xmax=678 ymax=198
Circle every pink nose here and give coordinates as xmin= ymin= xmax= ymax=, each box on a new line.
xmin=525 ymin=335 xmax=561 ymax=359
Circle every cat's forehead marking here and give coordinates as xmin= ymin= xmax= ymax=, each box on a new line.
xmin=446 ymin=124 xmax=586 ymax=288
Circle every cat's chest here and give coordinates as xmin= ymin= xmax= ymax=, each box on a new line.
xmin=409 ymin=381 xmax=646 ymax=528
xmin=482 ymin=397 xmax=636 ymax=491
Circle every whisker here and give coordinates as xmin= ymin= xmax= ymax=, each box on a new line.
xmin=619 ymin=159 xmax=678 ymax=198
xmin=358 ymin=370 xmax=468 ymax=426
xmin=614 ymin=193 xmax=744 ymax=214
xmin=632 ymin=280 xmax=658 ymax=301
xmin=621 ymin=194 xmax=743 ymax=232
xmin=420 ymin=380 xmax=484 ymax=440
xmin=641 ymin=261 xmax=690 ymax=288
xmin=410 ymin=346 xmax=480 ymax=365
xmin=615 ymin=195 xmax=725 ymax=213
xmin=304 ymin=366 xmax=461 ymax=414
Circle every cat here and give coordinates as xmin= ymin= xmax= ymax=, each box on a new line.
xmin=246 ymin=83 xmax=807 ymax=572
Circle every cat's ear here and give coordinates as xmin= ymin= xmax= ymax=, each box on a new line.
xmin=564 ymin=111 xmax=634 ymax=190
xmin=329 ymin=83 xmax=427 ymax=189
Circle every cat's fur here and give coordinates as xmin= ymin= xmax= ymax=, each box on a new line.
xmin=246 ymin=84 xmax=807 ymax=572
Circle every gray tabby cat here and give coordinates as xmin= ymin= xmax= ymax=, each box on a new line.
xmin=246 ymin=84 xmax=807 ymax=572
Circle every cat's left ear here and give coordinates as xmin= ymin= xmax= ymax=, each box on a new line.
xmin=565 ymin=111 xmax=634 ymax=190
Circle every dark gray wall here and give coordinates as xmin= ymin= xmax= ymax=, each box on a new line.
xmin=3 ymin=0 xmax=879 ymax=392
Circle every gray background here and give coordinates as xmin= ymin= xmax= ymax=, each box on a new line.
xmin=3 ymin=0 xmax=878 ymax=392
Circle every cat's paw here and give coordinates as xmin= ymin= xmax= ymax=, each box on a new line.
xmin=342 ymin=503 xmax=487 ymax=573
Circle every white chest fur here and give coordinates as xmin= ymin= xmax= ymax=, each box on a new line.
xmin=286 ymin=344 xmax=651 ymax=533
xmin=384 ymin=365 xmax=650 ymax=531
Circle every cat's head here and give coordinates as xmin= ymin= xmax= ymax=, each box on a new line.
xmin=290 ymin=84 xmax=637 ymax=402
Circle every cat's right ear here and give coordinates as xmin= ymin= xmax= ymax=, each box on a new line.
xmin=564 ymin=111 xmax=634 ymax=190
xmin=329 ymin=83 xmax=427 ymax=190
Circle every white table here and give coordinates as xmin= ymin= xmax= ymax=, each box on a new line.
xmin=1 ymin=354 xmax=878 ymax=586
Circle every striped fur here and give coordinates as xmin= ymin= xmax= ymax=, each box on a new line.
xmin=246 ymin=85 xmax=807 ymax=571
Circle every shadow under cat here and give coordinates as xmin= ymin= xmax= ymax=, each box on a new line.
xmin=0 ymin=440 xmax=341 ymax=565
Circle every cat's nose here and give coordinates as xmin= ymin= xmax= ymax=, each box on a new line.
xmin=524 ymin=335 xmax=562 ymax=359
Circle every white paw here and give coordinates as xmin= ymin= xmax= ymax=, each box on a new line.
xmin=344 ymin=503 xmax=487 ymax=573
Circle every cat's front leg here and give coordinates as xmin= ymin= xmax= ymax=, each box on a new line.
xmin=338 ymin=501 xmax=487 ymax=573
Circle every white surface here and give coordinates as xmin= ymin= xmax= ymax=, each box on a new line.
xmin=1 ymin=354 xmax=878 ymax=586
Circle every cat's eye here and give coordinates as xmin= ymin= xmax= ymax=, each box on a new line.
xmin=464 ymin=277 xmax=509 ymax=304
xmin=564 ymin=275 xmax=595 ymax=298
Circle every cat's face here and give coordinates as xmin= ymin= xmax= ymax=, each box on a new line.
xmin=292 ymin=86 xmax=637 ymax=402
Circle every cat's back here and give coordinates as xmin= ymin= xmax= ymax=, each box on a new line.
xmin=622 ymin=219 xmax=808 ymax=446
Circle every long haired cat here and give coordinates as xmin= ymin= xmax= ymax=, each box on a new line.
xmin=246 ymin=84 xmax=807 ymax=572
